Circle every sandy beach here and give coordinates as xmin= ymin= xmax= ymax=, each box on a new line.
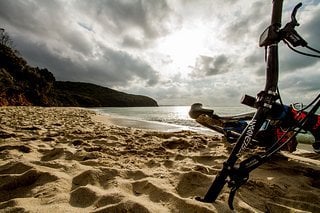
xmin=0 ymin=107 xmax=319 ymax=212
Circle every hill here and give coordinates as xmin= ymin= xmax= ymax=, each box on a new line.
xmin=54 ymin=81 xmax=158 ymax=107
xmin=0 ymin=44 xmax=158 ymax=107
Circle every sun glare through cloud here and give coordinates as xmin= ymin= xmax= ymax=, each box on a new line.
xmin=0 ymin=0 xmax=319 ymax=106
xmin=157 ymin=28 xmax=205 ymax=73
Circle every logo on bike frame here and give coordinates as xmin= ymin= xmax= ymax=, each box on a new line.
xmin=240 ymin=119 xmax=257 ymax=152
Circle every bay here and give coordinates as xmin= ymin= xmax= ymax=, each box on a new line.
xmin=93 ymin=106 xmax=316 ymax=147
xmin=93 ymin=105 xmax=252 ymax=133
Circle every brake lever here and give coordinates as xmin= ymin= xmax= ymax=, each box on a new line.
xmin=291 ymin=2 xmax=302 ymax=26
xmin=281 ymin=2 xmax=307 ymax=47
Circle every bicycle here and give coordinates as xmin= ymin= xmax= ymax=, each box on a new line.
xmin=189 ymin=0 xmax=320 ymax=210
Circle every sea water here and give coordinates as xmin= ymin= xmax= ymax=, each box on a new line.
xmin=94 ymin=105 xmax=315 ymax=146
xmin=94 ymin=106 xmax=252 ymax=133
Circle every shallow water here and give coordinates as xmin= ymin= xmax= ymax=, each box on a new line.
xmin=93 ymin=106 xmax=316 ymax=147
xmin=94 ymin=105 xmax=251 ymax=128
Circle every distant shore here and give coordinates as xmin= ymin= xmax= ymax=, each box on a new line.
xmin=0 ymin=106 xmax=319 ymax=212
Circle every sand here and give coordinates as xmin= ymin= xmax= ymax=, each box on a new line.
xmin=0 ymin=106 xmax=319 ymax=213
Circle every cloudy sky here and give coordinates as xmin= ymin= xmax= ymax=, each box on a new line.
xmin=1 ymin=0 xmax=319 ymax=106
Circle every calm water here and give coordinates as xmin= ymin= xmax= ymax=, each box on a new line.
xmin=93 ymin=106 xmax=316 ymax=145
xmin=94 ymin=105 xmax=252 ymax=129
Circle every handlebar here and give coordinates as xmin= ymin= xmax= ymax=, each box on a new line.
xmin=189 ymin=103 xmax=214 ymax=119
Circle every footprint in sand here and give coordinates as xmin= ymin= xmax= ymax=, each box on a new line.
xmin=191 ymin=154 xmax=226 ymax=165
xmin=70 ymin=168 xmax=152 ymax=210
xmin=92 ymin=200 xmax=151 ymax=213
xmin=69 ymin=185 xmax=103 ymax=208
xmin=71 ymin=168 xmax=119 ymax=190
xmin=40 ymin=147 xmax=73 ymax=161
xmin=0 ymin=145 xmax=31 ymax=154
xmin=123 ymin=170 xmax=148 ymax=180
xmin=131 ymin=179 xmax=215 ymax=213
xmin=0 ymin=161 xmax=32 ymax=175
xmin=0 ymin=162 xmax=58 ymax=202
xmin=175 ymin=171 xmax=212 ymax=198
xmin=94 ymin=193 xmax=125 ymax=208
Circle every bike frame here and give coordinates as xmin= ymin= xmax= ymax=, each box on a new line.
xmin=197 ymin=0 xmax=283 ymax=207
xmin=195 ymin=0 xmax=320 ymax=209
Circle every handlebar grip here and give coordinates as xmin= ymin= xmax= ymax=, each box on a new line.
xmin=189 ymin=103 xmax=214 ymax=119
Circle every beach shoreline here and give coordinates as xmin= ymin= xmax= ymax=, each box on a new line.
xmin=93 ymin=108 xmax=315 ymax=152
xmin=0 ymin=106 xmax=319 ymax=212
xmin=92 ymin=109 xmax=219 ymax=136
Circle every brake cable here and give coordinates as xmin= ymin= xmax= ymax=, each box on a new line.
xmin=266 ymin=95 xmax=320 ymax=156
xmin=279 ymin=2 xmax=320 ymax=58
xmin=299 ymin=93 xmax=320 ymax=111
xmin=284 ymin=40 xmax=320 ymax=58
xmin=306 ymin=45 xmax=320 ymax=54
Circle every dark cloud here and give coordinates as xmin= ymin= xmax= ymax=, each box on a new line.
xmin=121 ymin=35 xmax=149 ymax=49
xmin=280 ymin=70 xmax=320 ymax=92
xmin=279 ymin=47 xmax=317 ymax=73
xmin=300 ymin=3 xmax=320 ymax=46
xmin=190 ymin=55 xmax=232 ymax=78
xmin=97 ymin=45 xmax=160 ymax=86
xmin=241 ymin=2 xmax=320 ymax=77
xmin=0 ymin=0 xmax=48 ymax=33
xmin=244 ymin=49 xmax=265 ymax=76
xmin=277 ymin=5 xmax=320 ymax=73
xmin=278 ymin=3 xmax=320 ymax=73
xmin=0 ymin=0 xmax=67 ymax=37
xmin=277 ymin=67 xmax=320 ymax=104
xmin=0 ymin=0 xmax=162 ymax=89
xmin=223 ymin=1 xmax=269 ymax=43
xmin=0 ymin=0 xmax=318 ymax=106
xmin=244 ymin=51 xmax=262 ymax=66
xmin=0 ymin=0 xmax=94 ymax=56
xmin=75 ymin=0 xmax=181 ymax=42
xmin=14 ymin=36 xmax=159 ymax=87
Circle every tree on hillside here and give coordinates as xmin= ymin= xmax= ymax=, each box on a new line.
xmin=0 ymin=28 xmax=13 ymax=48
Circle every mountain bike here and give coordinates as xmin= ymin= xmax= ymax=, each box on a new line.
xmin=189 ymin=0 xmax=320 ymax=210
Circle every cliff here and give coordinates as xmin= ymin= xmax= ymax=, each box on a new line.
xmin=0 ymin=44 xmax=158 ymax=107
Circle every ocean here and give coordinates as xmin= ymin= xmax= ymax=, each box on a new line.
xmin=94 ymin=105 xmax=252 ymax=133
xmin=93 ymin=105 xmax=315 ymax=146
xmin=95 ymin=106 xmax=252 ymax=125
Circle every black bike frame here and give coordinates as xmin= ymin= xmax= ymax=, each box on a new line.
xmin=198 ymin=0 xmax=284 ymax=205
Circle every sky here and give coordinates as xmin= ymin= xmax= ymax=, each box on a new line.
xmin=0 ymin=0 xmax=319 ymax=107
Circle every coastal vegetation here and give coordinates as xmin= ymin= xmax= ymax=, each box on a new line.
xmin=0 ymin=30 xmax=158 ymax=107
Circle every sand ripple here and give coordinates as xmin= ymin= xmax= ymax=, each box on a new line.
xmin=0 ymin=106 xmax=319 ymax=212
